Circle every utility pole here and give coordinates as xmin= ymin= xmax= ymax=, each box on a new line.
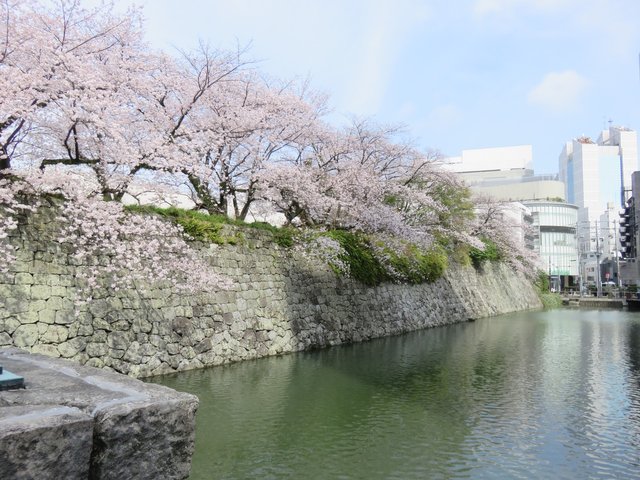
xmin=595 ymin=220 xmax=603 ymax=298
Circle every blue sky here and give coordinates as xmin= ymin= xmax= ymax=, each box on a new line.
xmin=117 ymin=0 xmax=640 ymax=175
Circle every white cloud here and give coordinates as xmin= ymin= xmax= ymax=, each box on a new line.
xmin=527 ymin=70 xmax=589 ymax=112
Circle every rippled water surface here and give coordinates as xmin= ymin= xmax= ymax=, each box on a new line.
xmin=149 ymin=309 xmax=640 ymax=479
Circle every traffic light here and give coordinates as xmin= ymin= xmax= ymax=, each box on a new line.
xmin=620 ymin=198 xmax=635 ymax=259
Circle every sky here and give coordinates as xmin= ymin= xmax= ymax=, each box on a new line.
xmin=110 ymin=0 xmax=640 ymax=175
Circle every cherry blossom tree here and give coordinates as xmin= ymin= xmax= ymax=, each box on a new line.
xmin=0 ymin=0 xmax=146 ymax=174
xmin=471 ymin=194 xmax=541 ymax=277
xmin=175 ymin=74 xmax=327 ymax=219
xmin=258 ymin=118 xmax=481 ymax=248
xmin=0 ymin=0 xmax=229 ymax=294
xmin=0 ymin=0 xmax=538 ymax=295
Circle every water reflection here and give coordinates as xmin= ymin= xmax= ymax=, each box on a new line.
xmin=149 ymin=309 xmax=640 ymax=479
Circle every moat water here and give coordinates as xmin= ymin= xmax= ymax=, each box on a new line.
xmin=149 ymin=309 xmax=640 ymax=479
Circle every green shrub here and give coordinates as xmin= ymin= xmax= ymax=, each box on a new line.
xmin=468 ymin=238 xmax=501 ymax=267
xmin=179 ymin=216 xmax=226 ymax=244
xmin=322 ymin=230 xmax=448 ymax=286
xmin=324 ymin=230 xmax=388 ymax=286
xmin=450 ymin=243 xmax=472 ymax=267
xmin=125 ymin=205 xmax=295 ymax=247
xmin=532 ymin=270 xmax=562 ymax=309
xmin=382 ymin=243 xmax=448 ymax=284
xmin=533 ymin=270 xmax=550 ymax=293
xmin=539 ymin=292 xmax=563 ymax=309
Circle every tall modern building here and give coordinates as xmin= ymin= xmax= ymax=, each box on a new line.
xmin=559 ymin=125 xmax=638 ymax=226
xmin=559 ymin=126 xmax=639 ymax=287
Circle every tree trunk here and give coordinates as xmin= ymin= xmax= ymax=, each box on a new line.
xmin=0 ymin=152 xmax=10 ymax=171
xmin=187 ymin=173 xmax=225 ymax=215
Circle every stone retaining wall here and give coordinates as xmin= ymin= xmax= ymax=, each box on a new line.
xmin=0 ymin=208 xmax=542 ymax=378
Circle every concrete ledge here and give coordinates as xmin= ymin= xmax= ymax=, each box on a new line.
xmin=0 ymin=348 xmax=198 ymax=480
xmin=571 ymin=298 xmax=625 ymax=309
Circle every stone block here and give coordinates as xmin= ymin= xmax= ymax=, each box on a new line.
xmin=105 ymin=348 xmax=125 ymax=360
xmin=0 ymin=405 xmax=93 ymax=480
xmin=123 ymin=342 xmax=143 ymax=364
xmin=120 ymin=296 xmax=143 ymax=309
xmin=88 ymin=299 xmax=112 ymax=317
xmin=46 ymin=296 xmax=69 ymax=311
xmin=133 ymin=317 xmax=153 ymax=334
xmin=2 ymin=317 xmax=20 ymax=335
xmin=172 ymin=317 xmax=193 ymax=337
xmin=180 ymin=346 xmax=196 ymax=360
xmin=41 ymin=325 xmax=69 ymax=344
xmin=85 ymin=358 xmax=105 ymax=369
xmin=78 ymin=324 xmax=94 ymax=336
xmin=50 ymin=285 xmax=69 ymax=297
xmin=86 ymin=342 xmax=109 ymax=358
xmin=30 ymin=284 xmax=51 ymax=300
xmin=93 ymin=318 xmax=110 ymax=331
xmin=194 ymin=338 xmax=212 ymax=354
xmin=14 ymin=273 xmax=34 ymax=285
xmin=13 ymin=324 xmax=39 ymax=348
xmin=5 ymin=296 xmax=30 ymax=314
xmin=255 ymin=318 xmax=274 ymax=331
xmin=107 ymin=331 xmax=132 ymax=351
xmin=57 ymin=275 xmax=76 ymax=287
xmin=29 ymin=299 xmax=48 ymax=313
xmin=15 ymin=310 xmax=39 ymax=325
xmin=57 ymin=337 xmax=88 ymax=358
xmin=92 ymin=329 xmax=108 ymax=343
xmin=30 ymin=344 xmax=61 ymax=358
xmin=149 ymin=335 xmax=166 ymax=349
xmin=111 ymin=320 xmax=131 ymax=331
xmin=38 ymin=309 xmax=56 ymax=324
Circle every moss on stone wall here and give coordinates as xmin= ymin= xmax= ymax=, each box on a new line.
xmin=127 ymin=205 xmax=450 ymax=286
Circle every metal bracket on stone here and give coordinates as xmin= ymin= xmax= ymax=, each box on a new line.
xmin=0 ymin=364 xmax=25 ymax=391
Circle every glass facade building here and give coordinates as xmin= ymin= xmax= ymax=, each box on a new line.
xmin=524 ymin=201 xmax=579 ymax=283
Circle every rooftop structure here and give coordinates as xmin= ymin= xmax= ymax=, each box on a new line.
xmin=442 ymin=145 xmax=564 ymax=202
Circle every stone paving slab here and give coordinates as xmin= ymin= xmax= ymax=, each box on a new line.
xmin=0 ymin=348 xmax=199 ymax=480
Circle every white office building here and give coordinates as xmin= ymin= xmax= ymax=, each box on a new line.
xmin=445 ymin=145 xmax=534 ymax=174
xmin=559 ymin=126 xmax=638 ymax=287
xmin=559 ymin=125 xmax=638 ymax=227
xmin=442 ymin=145 xmax=565 ymax=201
